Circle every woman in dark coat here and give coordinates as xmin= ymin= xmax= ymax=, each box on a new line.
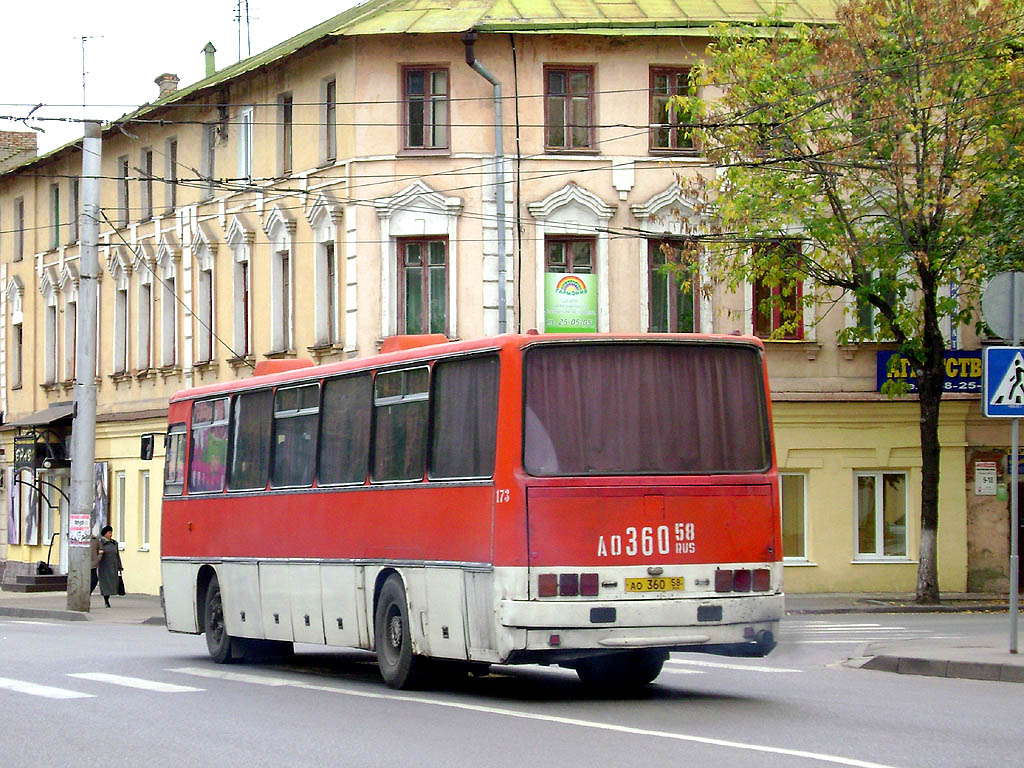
xmin=97 ymin=525 xmax=123 ymax=607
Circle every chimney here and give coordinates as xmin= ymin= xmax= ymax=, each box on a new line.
xmin=155 ymin=73 xmax=180 ymax=99
xmin=202 ymin=42 xmax=217 ymax=78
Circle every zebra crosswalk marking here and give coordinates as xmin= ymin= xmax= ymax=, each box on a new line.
xmin=0 ymin=676 xmax=93 ymax=699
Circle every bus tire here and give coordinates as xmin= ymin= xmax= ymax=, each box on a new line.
xmin=374 ymin=574 xmax=424 ymax=689
xmin=574 ymin=649 xmax=667 ymax=688
xmin=204 ymin=576 xmax=236 ymax=664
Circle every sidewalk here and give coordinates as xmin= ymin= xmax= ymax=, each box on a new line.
xmin=785 ymin=592 xmax=1024 ymax=684
xmin=1 ymin=589 xmax=1020 ymax=683
xmin=0 ymin=589 xmax=164 ymax=625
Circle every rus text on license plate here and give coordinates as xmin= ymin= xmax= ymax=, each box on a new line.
xmin=624 ymin=577 xmax=684 ymax=593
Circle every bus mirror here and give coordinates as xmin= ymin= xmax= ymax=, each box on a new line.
xmin=140 ymin=434 xmax=155 ymax=461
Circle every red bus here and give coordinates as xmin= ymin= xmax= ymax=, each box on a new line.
xmin=157 ymin=333 xmax=782 ymax=689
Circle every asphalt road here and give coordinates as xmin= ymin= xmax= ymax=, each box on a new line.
xmin=0 ymin=612 xmax=1017 ymax=768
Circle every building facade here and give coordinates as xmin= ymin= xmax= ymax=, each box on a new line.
xmin=1 ymin=0 xmax=1016 ymax=596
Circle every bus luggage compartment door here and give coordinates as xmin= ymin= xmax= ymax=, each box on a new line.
xmin=526 ymin=484 xmax=778 ymax=599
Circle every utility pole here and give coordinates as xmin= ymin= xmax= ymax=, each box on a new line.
xmin=66 ymin=121 xmax=101 ymax=612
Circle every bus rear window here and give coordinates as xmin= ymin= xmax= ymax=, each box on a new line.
xmin=524 ymin=343 xmax=769 ymax=476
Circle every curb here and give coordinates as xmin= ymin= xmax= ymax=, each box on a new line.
xmin=787 ymin=604 xmax=1008 ymax=615
xmin=862 ymin=654 xmax=1024 ymax=683
xmin=0 ymin=606 xmax=88 ymax=622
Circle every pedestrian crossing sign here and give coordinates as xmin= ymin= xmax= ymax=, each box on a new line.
xmin=983 ymin=346 xmax=1024 ymax=417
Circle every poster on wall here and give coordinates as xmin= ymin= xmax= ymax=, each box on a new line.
xmin=93 ymin=462 xmax=109 ymax=535
xmin=544 ymin=273 xmax=598 ymax=333
xmin=68 ymin=514 xmax=91 ymax=546
xmin=6 ymin=467 xmax=18 ymax=545
xmin=21 ymin=469 xmax=38 ymax=546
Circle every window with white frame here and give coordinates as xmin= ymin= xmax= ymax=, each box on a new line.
xmin=158 ymin=242 xmax=178 ymax=367
xmin=14 ymin=197 xmax=24 ymax=261
xmin=237 ymin=106 xmax=254 ymax=183
xmin=264 ymin=208 xmax=294 ymax=353
xmin=751 ymin=240 xmax=805 ymax=340
xmin=323 ymin=77 xmax=337 ymax=163
xmin=228 ymin=223 xmax=252 ymax=358
xmin=201 ymin=124 xmax=216 ymax=200
xmin=116 ymin=470 xmax=126 ymax=547
xmin=69 ymin=178 xmax=80 ymax=243
xmin=854 ymin=471 xmax=908 ymax=558
xmin=136 ymin=261 xmax=153 ymax=371
xmin=197 ymin=261 xmax=214 ymax=362
xmin=111 ymin=257 xmax=130 ymax=374
xmin=63 ymin=295 xmax=77 ymax=382
xmin=43 ymin=286 xmax=58 ymax=385
xmin=8 ymin=278 xmax=24 ymax=388
xmin=50 ymin=183 xmax=61 ymax=250
xmin=781 ymin=473 xmax=807 ymax=561
xmin=140 ymin=148 xmax=154 ymax=220
xmin=165 ymin=137 xmax=178 ymax=211
xmin=117 ymin=155 xmax=130 ymax=227
xmin=139 ymin=470 xmax=150 ymax=549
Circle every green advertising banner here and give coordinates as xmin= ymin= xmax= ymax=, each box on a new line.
xmin=544 ymin=272 xmax=598 ymax=332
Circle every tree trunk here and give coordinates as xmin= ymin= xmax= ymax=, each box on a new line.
xmin=914 ymin=283 xmax=946 ymax=604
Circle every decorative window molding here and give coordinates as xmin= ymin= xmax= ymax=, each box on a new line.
xmin=108 ymin=247 xmax=133 ymax=375
xmin=39 ymin=266 xmax=60 ymax=384
xmin=630 ymin=182 xmax=711 ymax=333
xmin=134 ymin=241 xmax=156 ymax=372
xmin=191 ymin=223 xmax=219 ymax=364
xmin=528 ymin=182 xmax=615 ymax=332
xmin=157 ymin=232 xmax=181 ymax=368
xmin=59 ymin=263 xmax=79 ymax=381
xmin=226 ymin=214 xmax=256 ymax=360
xmin=374 ymin=180 xmax=462 ymax=339
xmin=263 ymin=205 xmax=297 ymax=353
xmin=7 ymin=276 xmax=25 ymax=389
xmin=307 ymin=192 xmax=343 ymax=348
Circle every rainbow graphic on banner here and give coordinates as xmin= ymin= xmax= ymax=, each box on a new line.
xmin=553 ymin=275 xmax=588 ymax=296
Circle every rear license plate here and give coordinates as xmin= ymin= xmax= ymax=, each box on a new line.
xmin=624 ymin=577 xmax=685 ymax=593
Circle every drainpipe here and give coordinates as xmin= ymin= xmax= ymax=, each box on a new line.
xmin=462 ymin=30 xmax=507 ymax=334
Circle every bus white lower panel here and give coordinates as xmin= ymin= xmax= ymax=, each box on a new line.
xmin=162 ymin=561 xmax=200 ymax=633
xmin=221 ymin=562 xmax=264 ymax=640
xmin=499 ymin=593 xmax=784 ymax=630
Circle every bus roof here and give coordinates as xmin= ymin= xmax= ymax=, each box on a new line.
xmin=168 ymin=332 xmax=765 ymax=404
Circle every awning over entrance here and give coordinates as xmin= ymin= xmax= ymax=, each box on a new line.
xmin=2 ymin=402 xmax=74 ymax=430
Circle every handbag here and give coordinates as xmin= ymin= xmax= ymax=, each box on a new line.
xmin=117 ymin=575 xmax=126 ymax=596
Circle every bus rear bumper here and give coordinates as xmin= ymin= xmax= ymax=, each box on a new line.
xmin=497 ymin=592 xmax=783 ymax=661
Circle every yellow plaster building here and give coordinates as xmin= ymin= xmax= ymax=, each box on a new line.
xmin=0 ymin=0 xmax=1016 ymax=597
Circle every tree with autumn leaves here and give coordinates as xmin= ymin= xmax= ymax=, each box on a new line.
xmin=677 ymin=0 xmax=1024 ymax=602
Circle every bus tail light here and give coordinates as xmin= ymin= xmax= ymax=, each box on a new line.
xmin=715 ymin=569 xmax=733 ymax=592
xmin=580 ymin=573 xmax=599 ymax=596
xmin=733 ymin=569 xmax=752 ymax=592
xmin=538 ymin=574 xmax=557 ymax=597
xmin=753 ymin=568 xmax=771 ymax=591
xmin=559 ymin=573 xmax=579 ymax=596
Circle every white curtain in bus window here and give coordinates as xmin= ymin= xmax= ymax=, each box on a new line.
xmin=373 ymin=367 xmax=429 ymax=482
xmin=524 ymin=343 xmax=769 ymax=476
xmin=429 ymin=356 xmax=499 ymax=479
xmin=318 ymin=373 xmax=372 ymax=485
xmin=270 ymin=384 xmax=320 ymax=488
xmin=189 ymin=398 xmax=230 ymax=492
xmin=164 ymin=424 xmax=187 ymax=496
xmin=229 ymin=389 xmax=274 ymax=490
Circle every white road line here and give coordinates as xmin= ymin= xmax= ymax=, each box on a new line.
xmin=788 ymin=627 xmax=923 ymax=633
xmin=0 ymin=676 xmax=94 ymax=699
xmin=659 ymin=668 xmax=705 ymax=675
xmin=666 ymin=659 xmax=802 ymax=673
xmin=169 ymin=667 xmax=900 ymax=768
xmin=67 ymin=672 xmax=203 ymax=693
xmin=9 ymin=620 xmax=60 ymax=626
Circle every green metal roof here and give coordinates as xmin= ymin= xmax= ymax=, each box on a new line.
xmin=3 ymin=0 xmax=835 ymax=176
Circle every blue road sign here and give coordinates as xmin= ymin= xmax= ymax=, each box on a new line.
xmin=983 ymin=346 xmax=1024 ymax=417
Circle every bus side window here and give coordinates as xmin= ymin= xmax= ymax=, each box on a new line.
xmin=164 ymin=424 xmax=187 ymax=496
xmin=228 ymin=389 xmax=274 ymax=491
xmin=189 ymin=398 xmax=229 ymax=493
xmin=270 ymin=384 xmax=320 ymax=488
xmin=429 ymin=355 xmax=499 ymax=479
xmin=318 ymin=373 xmax=372 ymax=485
xmin=372 ymin=367 xmax=429 ymax=482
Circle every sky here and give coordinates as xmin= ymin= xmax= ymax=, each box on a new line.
xmin=1 ymin=1 xmax=360 ymax=155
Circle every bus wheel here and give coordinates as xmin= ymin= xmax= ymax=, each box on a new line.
xmin=374 ymin=575 xmax=424 ymax=689
xmin=204 ymin=576 xmax=236 ymax=664
xmin=574 ymin=649 xmax=667 ymax=688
